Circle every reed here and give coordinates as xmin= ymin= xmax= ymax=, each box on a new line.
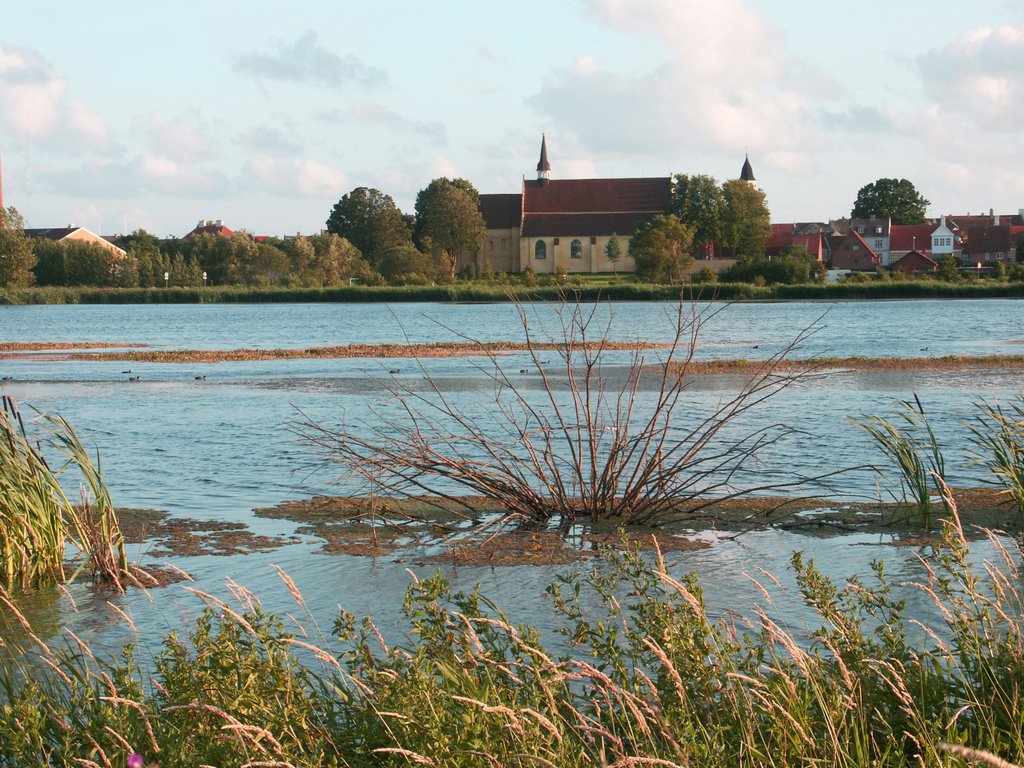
xmin=3 ymin=505 xmax=1024 ymax=766
xmin=968 ymin=397 xmax=1024 ymax=527
xmin=0 ymin=396 xmax=128 ymax=589
xmin=856 ymin=395 xmax=947 ymax=527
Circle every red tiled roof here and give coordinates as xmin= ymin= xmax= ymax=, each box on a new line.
xmin=522 ymin=177 xmax=670 ymax=215
xmin=480 ymin=193 xmax=522 ymax=229
xmin=521 ymin=212 xmax=662 ymax=238
xmin=889 ymin=224 xmax=935 ymax=252
xmin=963 ymin=225 xmax=1012 ymax=253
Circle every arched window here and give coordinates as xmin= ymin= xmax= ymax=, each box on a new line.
xmin=535 ymin=241 xmax=547 ymax=260
xmin=571 ymin=239 xmax=582 ymax=259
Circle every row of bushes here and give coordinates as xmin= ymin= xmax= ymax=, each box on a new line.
xmin=4 ymin=279 xmax=1024 ymax=305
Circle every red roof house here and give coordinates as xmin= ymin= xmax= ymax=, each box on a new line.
xmin=891 ymin=249 xmax=938 ymax=273
xmin=830 ymin=231 xmax=879 ymax=271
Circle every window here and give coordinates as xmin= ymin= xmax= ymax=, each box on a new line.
xmin=501 ymin=238 xmax=507 ymax=254
xmin=874 ymin=239 xmax=883 ymax=249
xmin=571 ymin=239 xmax=582 ymax=259
xmin=489 ymin=240 xmax=494 ymax=253
xmin=535 ymin=241 xmax=547 ymax=260
xmin=997 ymin=252 xmax=1005 ymax=260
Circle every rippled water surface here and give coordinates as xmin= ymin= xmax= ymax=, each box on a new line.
xmin=1 ymin=299 xmax=1023 ymax=659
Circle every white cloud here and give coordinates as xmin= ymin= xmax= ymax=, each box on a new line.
xmin=532 ymin=0 xmax=812 ymax=165
xmin=242 ymin=158 xmax=348 ymax=198
xmin=138 ymin=154 xmax=227 ymax=195
xmin=139 ymin=113 xmax=218 ymax=163
xmin=919 ymin=22 xmax=1024 ymax=130
xmin=235 ymin=31 xmax=385 ymax=90
xmin=0 ymin=42 xmax=111 ymax=150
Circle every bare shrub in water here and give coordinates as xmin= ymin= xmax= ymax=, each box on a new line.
xmin=0 ymin=395 xmax=129 ymax=589
xmin=302 ymin=295 xmax=831 ymax=528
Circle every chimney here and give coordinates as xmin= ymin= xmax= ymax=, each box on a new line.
xmin=995 ymin=215 xmax=1001 ymax=226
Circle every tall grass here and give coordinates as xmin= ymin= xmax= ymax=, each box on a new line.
xmin=856 ymin=395 xmax=947 ymax=527
xmin=0 ymin=396 xmax=128 ymax=589
xmin=968 ymin=397 xmax=1024 ymax=528
xmin=2 ymin=499 xmax=1024 ymax=766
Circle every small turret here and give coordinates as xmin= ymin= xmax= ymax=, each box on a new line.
xmin=536 ymin=133 xmax=551 ymax=186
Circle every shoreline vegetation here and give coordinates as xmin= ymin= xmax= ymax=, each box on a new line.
xmin=3 ymin=278 xmax=1024 ymax=305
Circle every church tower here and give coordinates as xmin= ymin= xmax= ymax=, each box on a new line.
xmin=739 ymin=153 xmax=756 ymax=187
xmin=536 ymin=133 xmax=551 ymax=186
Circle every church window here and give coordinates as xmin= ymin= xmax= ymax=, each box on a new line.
xmin=571 ymin=239 xmax=582 ymax=259
xmin=535 ymin=241 xmax=547 ymax=260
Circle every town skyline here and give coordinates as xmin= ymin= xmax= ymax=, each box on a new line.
xmin=2 ymin=1 xmax=1023 ymax=238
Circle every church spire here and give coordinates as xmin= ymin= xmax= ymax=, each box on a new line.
xmin=740 ymin=153 xmax=756 ymax=186
xmin=536 ymin=133 xmax=551 ymax=186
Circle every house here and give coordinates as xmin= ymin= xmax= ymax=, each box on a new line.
xmin=23 ymin=226 xmax=127 ymax=258
xmin=890 ymin=249 xmax=938 ymax=274
xmin=829 ymin=230 xmax=879 ymax=271
xmin=766 ymin=223 xmax=827 ymax=262
xmin=478 ymin=135 xmax=672 ymax=274
xmin=831 ymin=217 xmax=890 ymax=265
xmin=185 ymin=219 xmax=233 ymax=238
xmin=961 ymin=224 xmax=1020 ymax=265
xmin=888 ymin=223 xmax=937 ymax=264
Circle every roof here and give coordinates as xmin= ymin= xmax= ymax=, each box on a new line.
xmin=522 ymin=177 xmax=671 ymax=215
xmin=479 ymin=193 xmax=522 ymax=230
xmin=889 ymin=224 xmax=936 ymax=252
xmin=186 ymin=220 xmax=234 ymax=238
xmin=740 ymin=154 xmax=755 ymax=182
xmin=891 ymin=249 xmax=938 ymax=271
xmin=521 ymin=212 xmax=663 ymax=238
xmin=536 ymin=134 xmax=551 ymax=172
xmin=24 ymin=227 xmax=81 ymax=241
xmin=963 ymin=224 xmax=1012 ymax=253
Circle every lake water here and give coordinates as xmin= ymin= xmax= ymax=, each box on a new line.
xmin=1 ymin=298 xmax=1023 ymax=660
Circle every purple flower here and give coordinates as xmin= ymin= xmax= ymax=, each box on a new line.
xmin=128 ymin=754 xmax=145 ymax=768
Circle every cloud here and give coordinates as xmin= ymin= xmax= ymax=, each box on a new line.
xmin=345 ymin=100 xmax=447 ymax=145
xmin=0 ymin=42 xmax=111 ymax=150
xmin=139 ymin=113 xmax=219 ymax=163
xmin=919 ymin=22 xmax=1024 ymax=131
xmin=242 ymin=157 xmax=348 ymax=198
xmin=36 ymin=156 xmax=231 ymax=199
xmin=531 ymin=1 xmax=813 ymax=164
xmin=235 ymin=31 xmax=385 ymax=89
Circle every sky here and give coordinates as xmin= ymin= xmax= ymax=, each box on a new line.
xmin=2 ymin=0 xmax=1024 ymax=238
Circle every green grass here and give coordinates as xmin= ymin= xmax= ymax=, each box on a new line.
xmin=0 ymin=397 xmax=129 ymax=588
xmin=2 ymin=514 xmax=1023 ymax=767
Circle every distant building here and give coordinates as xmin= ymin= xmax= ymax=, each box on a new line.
xmin=829 ymin=230 xmax=879 ymax=271
xmin=23 ymin=225 xmax=127 ymax=258
xmin=185 ymin=219 xmax=233 ymax=238
xmin=890 ymin=249 xmax=938 ymax=274
xmin=477 ymin=135 xmax=672 ymax=274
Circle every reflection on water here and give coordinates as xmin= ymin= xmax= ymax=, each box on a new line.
xmin=1 ymin=299 xmax=1023 ymax=662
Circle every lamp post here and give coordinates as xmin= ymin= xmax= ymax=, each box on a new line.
xmin=164 ymin=271 xmax=169 ymax=288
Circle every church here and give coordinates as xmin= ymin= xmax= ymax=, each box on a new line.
xmin=476 ymin=135 xmax=674 ymax=274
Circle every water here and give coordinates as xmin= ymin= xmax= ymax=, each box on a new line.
xmin=1 ymin=299 xmax=1023 ymax=661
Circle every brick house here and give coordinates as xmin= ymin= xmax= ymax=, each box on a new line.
xmin=829 ymin=230 xmax=879 ymax=271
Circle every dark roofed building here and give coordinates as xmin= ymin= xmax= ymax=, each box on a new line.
xmin=476 ymin=135 xmax=671 ymax=274
xmin=891 ymin=249 xmax=938 ymax=274
xmin=185 ymin=219 xmax=234 ymax=238
xmin=23 ymin=225 xmax=127 ymax=257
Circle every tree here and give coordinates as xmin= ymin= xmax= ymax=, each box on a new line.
xmin=938 ymin=254 xmax=960 ymax=282
xmin=413 ymin=177 xmax=481 ymax=249
xmin=326 ymin=187 xmax=411 ymax=269
xmin=629 ymin=214 xmax=694 ymax=283
xmin=605 ymin=233 xmax=622 ymax=274
xmin=378 ymin=243 xmax=434 ymax=285
xmin=414 ymin=179 xmax=487 ymax=275
xmin=721 ymin=180 xmax=771 ymax=259
xmin=669 ymin=174 xmax=725 ymax=258
xmin=0 ymin=207 xmax=36 ymax=288
xmin=851 ymin=178 xmax=929 ymax=225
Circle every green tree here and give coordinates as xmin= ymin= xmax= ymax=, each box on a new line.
xmin=851 ymin=178 xmax=930 ymax=224
xmin=630 ymin=214 xmax=694 ymax=283
xmin=0 ymin=207 xmax=37 ymax=288
xmin=938 ymin=254 xmax=960 ymax=282
xmin=378 ymin=243 xmax=434 ymax=285
xmin=605 ymin=233 xmax=622 ymax=274
xmin=413 ymin=177 xmax=481 ymax=248
xmin=414 ymin=179 xmax=487 ymax=276
xmin=721 ymin=180 xmax=771 ymax=259
xmin=670 ymin=174 xmax=724 ymax=258
xmin=326 ymin=187 xmax=411 ymax=270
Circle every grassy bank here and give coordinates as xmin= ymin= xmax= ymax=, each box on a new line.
xmin=3 ymin=279 xmax=1024 ymax=304
xmin=2 ymin=515 xmax=1023 ymax=767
